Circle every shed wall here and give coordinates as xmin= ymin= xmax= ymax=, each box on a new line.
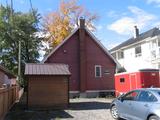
xmin=28 ymin=75 xmax=69 ymax=108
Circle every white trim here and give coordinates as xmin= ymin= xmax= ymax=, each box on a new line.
xmin=85 ymin=28 xmax=121 ymax=68
xmin=86 ymin=90 xmax=115 ymax=92
xmin=69 ymin=91 xmax=80 ymax=93
xmin=115 ymin=69 xmax=159 ymax=76
xmin=42 ymin=28 xmax=79 ymax=63
xmin=69 ymin=90 xmax=115 ymax=93
xmin=111 ymin=36 xmax=158 ymax=54
xmin=95 ymin=65 xmax=102 ymax=78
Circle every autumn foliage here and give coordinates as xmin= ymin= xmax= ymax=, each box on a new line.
xmin=43 ymin=0 xmax=98 ymax=48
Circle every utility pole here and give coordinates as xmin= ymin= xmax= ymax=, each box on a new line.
xmin=10 ymin=0 xmax=21 ymax=83
xmin=18 ymin=41 xmax=21 ymax=83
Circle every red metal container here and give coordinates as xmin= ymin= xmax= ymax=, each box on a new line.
xmin=115 ymin=69 xmax=160 ymax=97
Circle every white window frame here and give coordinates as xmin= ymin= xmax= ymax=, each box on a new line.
xmin=135 ymin=45 xmax=142 ymax=57
xmin=95 ymin=65 xmax=102 ymax=78
xmin=117 ymin=50 xmax=124 ymax=59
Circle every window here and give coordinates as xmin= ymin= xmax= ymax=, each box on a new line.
xmin=120 ymin=78 xmax=125 ymax=83
xmin=135 ymin=46 xmax=142 ymax=57
xmin=111 ymin=53 xmax=116 ymax=59
xmin=122 ymin=91 xmax=139 ymax=101
xmin=95 ymin=65 xmax=102 ymax=77
xmin=158 ymin=38 xmax=160 ymax=47
xmin=137 ymin=91 xmax=157 ymax=102
xmin=158 ymin=63 xmax=160 ymax=69
xmin=152 ymin=40 xmax=157 ymax=49
xmin=118 ymin=51 xmax=124 ymax=59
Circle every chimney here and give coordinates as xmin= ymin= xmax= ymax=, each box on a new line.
xmin=79 ymin=17 xmax=85 ymax=29
xmin=79 ymin=17 xmax=86 ymax=93
xmin=134 ymin=26 xmax=139 ymax=38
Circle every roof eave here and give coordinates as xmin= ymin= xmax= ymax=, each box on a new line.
xmin=42 ymin=27 xmax=79 ymax=63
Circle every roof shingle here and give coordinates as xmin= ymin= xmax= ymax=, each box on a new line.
xmin=25 ymin=63 xmax=71 ymax=75
xmin=110 ymin=27 xmax=160 ymax=52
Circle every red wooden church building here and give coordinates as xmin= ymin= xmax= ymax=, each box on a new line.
xmin=42 ymin=18 xmax=118 ymax=97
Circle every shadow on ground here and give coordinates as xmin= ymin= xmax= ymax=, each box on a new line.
xmin=5 ymin=93 xmax=73 ymax=120
xmin=5 ymin=103 xmax=73 ymax=120
xmin=5 ymin=102 xmax=111 ymax=120
xmin=5 ymin=93 xmax=119 ymax=120
xmin=69 ymin=102 xmax=110 ymax=110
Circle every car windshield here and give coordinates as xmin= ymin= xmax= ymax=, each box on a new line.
xmin=157 ymin=91 xmax=160 ymax=96
xmin=152 ymin=90 xmax=160 ymax=96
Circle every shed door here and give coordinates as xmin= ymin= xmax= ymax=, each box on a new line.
xmin=130 ymin=74 xmax=137 ymax=90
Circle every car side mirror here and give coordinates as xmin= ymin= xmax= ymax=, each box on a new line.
xmin=118 ymin=97 xmax=124 ymax=102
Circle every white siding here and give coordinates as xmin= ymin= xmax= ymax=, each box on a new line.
xmin=115 ymin=36 xmax=160 ymax=72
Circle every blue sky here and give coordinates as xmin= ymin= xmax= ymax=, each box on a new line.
xmin=1 ymin=0 xmax=160 ymax=49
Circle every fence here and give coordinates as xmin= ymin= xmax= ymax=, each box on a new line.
xmin=0 ymin=85 xmax=19 ymax=120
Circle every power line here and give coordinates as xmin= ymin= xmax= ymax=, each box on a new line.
xmin=29 ymin=0 xmax=35 ymax=19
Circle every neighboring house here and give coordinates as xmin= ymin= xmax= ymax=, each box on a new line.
xmin=42 ymin=18 xmax=118 ymax=97
xmin=0 ymin=65 xmax=16 ymax=87
xmin=110 ymin=26 xmax=160 ymax=72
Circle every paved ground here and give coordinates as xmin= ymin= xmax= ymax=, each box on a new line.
xmin=5 ymin=98 xmax=116 ymax=120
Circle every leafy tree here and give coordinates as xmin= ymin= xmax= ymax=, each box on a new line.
xmin=0 ymin=5 xmax=43 ymax=87
xmin=43 ymin=0 xmax=98 ymax=49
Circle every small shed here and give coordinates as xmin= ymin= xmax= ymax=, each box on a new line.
xmin=115 ymin=69 xmax=160 ymax=96
xmin=25 ymin=63 xmax=71 ymax=109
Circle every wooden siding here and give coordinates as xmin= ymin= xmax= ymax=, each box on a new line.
xmin=27 ymin=75 xmax=69 ymax=109
xmin=0 ymin=86 xmax=19 ymax=120
xmin=0 ymin=71 xmax=5 ymax=87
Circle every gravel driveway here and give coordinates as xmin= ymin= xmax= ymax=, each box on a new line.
xmin=65 ymin=98 xmax=114 ymax=120
xmin=5 ymin=98 xmax=116 ymax=120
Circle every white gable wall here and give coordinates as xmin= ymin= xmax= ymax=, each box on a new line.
xmin=114 ymin=36 xmax=160 ymax=72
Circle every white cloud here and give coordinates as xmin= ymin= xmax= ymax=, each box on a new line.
xmin=148 ymin=0 xmax=160 ymax=7
xmin=97 ymin=25 xmax=103 ymax=30
xmin=147 ymin=0 xmax=160 ymax=4
xmin=107 ymin=11 xmax=119 ymax=18
xmin=107 ymin=6 xmax=157 ymax=35
xmin=15 ymin=0 xmax=25 ymax=5
xmin=107 ymin=10 xmax=127 ymax=18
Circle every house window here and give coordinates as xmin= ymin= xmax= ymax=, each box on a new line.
xmin=118 ymin=51 xmax=124 ymax=59
xmin=158 ymin=38 xmax=160 ymax=47
xmin=135 ymin=46 xmax=142 ymax=57
xmin=111 ymin=53 xmax=116 ymax=59
xmin=158 ymin=63 xmax=160 ymax=69
xmin=95 ymin=65 xmax=102 ymax=77
xmin=120 ymin=78 xmax=125 ymax=83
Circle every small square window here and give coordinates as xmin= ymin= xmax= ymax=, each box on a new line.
xmin=120 ymin=78 xmax=125 ymax=83
xmin=95 ymin=65 xmax=102 ymax=78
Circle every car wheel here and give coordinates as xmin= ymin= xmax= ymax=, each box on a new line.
xmin=148 ymin=115 xmax=160 ymax=120
xmin=110 ymin=105 xmax=120 ymax=120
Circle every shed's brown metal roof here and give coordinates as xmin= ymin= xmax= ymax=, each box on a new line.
xmin=25 ymin=63 xmax=71 ymax=75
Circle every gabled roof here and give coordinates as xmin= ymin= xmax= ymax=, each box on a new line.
xmin=0 ymin=65 xmax=16 ymax=78
xmin=25 ymin=63 xmax=71 ymax=75
xmin=42 ymin=27 xmax=120 ymax=67
xmin=110 ymin=27 xmax=160 ymax=52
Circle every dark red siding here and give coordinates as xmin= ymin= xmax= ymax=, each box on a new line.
xmin=45 ymin=31 xmax=80 ymax=91
xmin=86 ymin=32 xmax=116 ymax=90
xmin=45 ymin=29 xmax=116 ymax=92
